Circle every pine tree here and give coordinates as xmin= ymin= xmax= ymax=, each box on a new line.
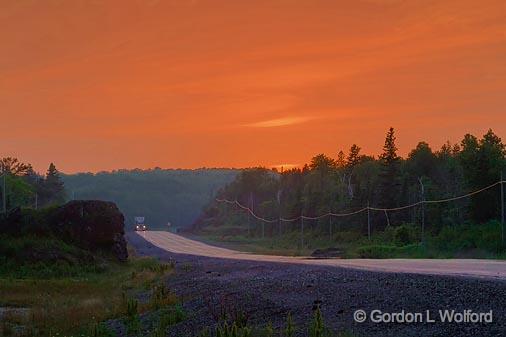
xmin=42 ymin=162 xmax=66 ymax=205
xmin=380 ymin=127 xmax=400 ymax=165
xmin=377 ymin=127 xmax=402 ymax=208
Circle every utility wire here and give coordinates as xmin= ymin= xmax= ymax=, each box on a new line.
xmin=216 ymin=180 xmax=506 ymax=224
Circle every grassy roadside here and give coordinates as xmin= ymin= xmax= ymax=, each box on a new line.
xmin=191 ymin=220 xmax=506 ymax=259
xmin=0 ymin=239 xmax=357 ymax=337
xmin=195 ymin=307 xmax=355 ymax=337
xmin=0 ymin=244 xmax=176 ymax=336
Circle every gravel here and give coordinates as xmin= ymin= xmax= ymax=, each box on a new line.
xmin=127 ymin=232 xmax=506 ymax=337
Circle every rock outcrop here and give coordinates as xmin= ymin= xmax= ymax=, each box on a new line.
xmin=0 ymin=200 xmax=128 ymax=262
xmin=52 ymin=200 xmax=128 ymax=261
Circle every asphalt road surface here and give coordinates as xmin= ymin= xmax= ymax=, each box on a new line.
xmin=136 ymin=231 xmax=506 ymax=280
xmin=128 ymin=231 xmax=506 ymax=337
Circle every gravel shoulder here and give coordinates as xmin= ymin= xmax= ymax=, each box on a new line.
xmin=127 ymin=232 xmax=506 ymax=337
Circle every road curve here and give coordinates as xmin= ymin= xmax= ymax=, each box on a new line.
xmin=136 ymin=231 xmax=506 ymax=280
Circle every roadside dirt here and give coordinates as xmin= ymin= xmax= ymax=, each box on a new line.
xmin=128 ymin=232 xmax=506 ymax=337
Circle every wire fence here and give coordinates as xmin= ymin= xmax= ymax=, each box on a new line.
xmin=216 ymin=179 xmax=506 ymax=244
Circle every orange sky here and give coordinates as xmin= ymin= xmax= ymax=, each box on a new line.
xmin=1 ymin=0 xmax=506 ymax=173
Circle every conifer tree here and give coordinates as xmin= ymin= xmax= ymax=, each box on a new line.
xmin=42 ymin=162 xmax=66 ymax=205
xmin=377 ymin=127 xmax=402 ymax=208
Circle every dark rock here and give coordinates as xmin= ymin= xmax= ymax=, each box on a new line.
xmin=52 ymin=200 xmax=128 ymax=261
xmin=0 ymin=201 xmax=128 ymax=263
xmin=16 ymin=246 xmax=96 ymax=265
xmin=310 ymin=247 xmax=344 ymax=258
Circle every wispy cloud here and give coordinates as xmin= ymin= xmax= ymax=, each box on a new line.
xmin=245 ymin=116 xmax=313 ymax=128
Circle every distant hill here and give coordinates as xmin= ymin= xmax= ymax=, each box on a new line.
xmin=62 ymin=168 xmax=239 ymax=230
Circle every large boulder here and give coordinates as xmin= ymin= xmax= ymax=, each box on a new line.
xmin=51 ymin=200 xmax=128 ymax=262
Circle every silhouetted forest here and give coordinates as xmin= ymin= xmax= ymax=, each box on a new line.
xmin=0 ymin=158 xmax=66 ymax=209
xmin=3 ymin=127 xmax=505 ymax=237
xmin=62 ymin=168 xmax=238 ymax=229
xmin=1 ymin=159 xmax=238 ymax=229
xmin=196 ymin=128 xmax=506 ymax=238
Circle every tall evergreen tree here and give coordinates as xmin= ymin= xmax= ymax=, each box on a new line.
xmin=377 ymin=127 xmax=402 ymax=208
xmin=42 ymin=163 xmax=66 ymax=205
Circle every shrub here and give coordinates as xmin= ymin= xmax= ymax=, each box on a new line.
xmin=432 ymin=221 xmax=504 ymax=254
xmin=393 ymin=223 xmax=420 ymax=246
xmin=357 ymin=244 xmax=423 ymax=258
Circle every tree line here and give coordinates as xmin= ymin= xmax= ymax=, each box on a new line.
xmin=0 ymin=158 xmax=66 ymax=210
xmin=62 ymin=168 xmax=238 ymax=229
xmin=0 ymin=156 xmax=239 ymax=229
xmin=201 ymin=128 xmax=506 ymax=235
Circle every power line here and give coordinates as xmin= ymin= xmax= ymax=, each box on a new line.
xmin=216 ymin=180 xmax=506 ymax=224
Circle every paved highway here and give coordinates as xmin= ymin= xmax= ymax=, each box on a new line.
xmin=136 ymin=231 xmax=506 ymax=280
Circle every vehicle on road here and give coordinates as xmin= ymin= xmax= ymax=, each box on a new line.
xmin=134 ymin=216 xmax=147 ymax=231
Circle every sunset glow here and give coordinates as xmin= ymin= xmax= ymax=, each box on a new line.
xmin=245 ymin=117 xmax=313 ymax=128
xmin=1 ymin=0 xmax=506 ymax=173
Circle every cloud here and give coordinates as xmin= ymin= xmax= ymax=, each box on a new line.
xmin=245 ymin=116 xmax=313 ymax=128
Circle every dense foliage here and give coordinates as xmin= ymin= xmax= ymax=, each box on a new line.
xmin=62 ymin=168 xmax=238 ymax=229
xmin=0 ymin=158 xmax=66 ymax=210
xmin=196 ymin=128 xmax=506 ymax=242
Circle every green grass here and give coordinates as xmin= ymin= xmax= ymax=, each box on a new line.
xmin=0 ymin=234 xmax=103 ymax=279
xmin=0 ymin=249 xmax=176 ymax=336
xmin=193 ymin=220 xmax=506 ymax=259
xmin=193 ymin=234 xmax=313 ymax=256
xmin=197 ymin=307 xmax=356 ymax=337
